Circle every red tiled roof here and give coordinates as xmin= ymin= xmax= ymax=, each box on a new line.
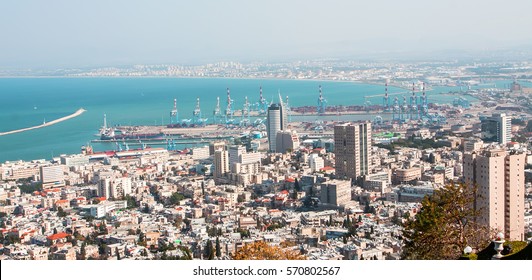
xmin=47 ymin=232 xmax=69 ymax=240
xmin=55 ymin=200 xmax=69 ymax=204
xmin=320 ymin=166 xmax=335 ymax=171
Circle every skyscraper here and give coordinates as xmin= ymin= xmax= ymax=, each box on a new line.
xmin=463 ymin=149 xmax=525 ymax=240
xmin=480 ymin=113 xmax=511 ymax=145
xmin=267 ymin=101 xmax=287 ymax=152
xmin=334 ymin=122 xmax=372 ymax=181
xmin=214 ymin=150 xmax=229 ymax=182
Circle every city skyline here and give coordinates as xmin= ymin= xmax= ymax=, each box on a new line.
xmin=1 ymin=1 xmax=532 ymax=267
xmin=2 ymin=0 xmax=532 ymax=68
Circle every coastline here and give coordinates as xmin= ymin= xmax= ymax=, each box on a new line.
xmin=0 ymin=108 xmax=86 ymax=136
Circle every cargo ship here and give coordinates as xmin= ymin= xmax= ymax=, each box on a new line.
xmin=100 ymin=128 xmax=163 ymax=140
xmin=98 ymin=114 xmax=163 ymax=140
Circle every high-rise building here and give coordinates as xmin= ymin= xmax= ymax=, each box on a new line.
xmin=320 ymin=179 xmax=351 ymax=207
xmin=229 ymin=145 xmax=261 ymax=165
xmin=463 ymin=149 xmax=525 ymax=240
xmin=267 ymin=102 xmax=287 ymax=152
xmin=275 ymin=130 xmax=299 ymax=153
xmin=334 ymin=122 xmax=372 ymax=181
xmin=227 ymin=145 xmax=261 ymax=186
xmin=209 ymin=141 xmax=226 ymax=155
xmin=480 ymin=113 xmax=511 ymax=144
xmin=40 ymin=165 xmax=65 ymax=189
xmin=229 ymin=145 xmax=247 ymax=166
xmin=214 ymin=150 xmax=229 ymax=181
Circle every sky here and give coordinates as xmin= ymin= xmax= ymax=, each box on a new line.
xmin=1 ymin=0 xmax=532 ymax=68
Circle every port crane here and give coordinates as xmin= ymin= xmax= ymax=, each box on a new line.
xmin=317 ymin=85 xmax=327 ymax=114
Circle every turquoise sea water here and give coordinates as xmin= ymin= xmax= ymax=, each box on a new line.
xmin=0 ymin=78 xmax=519 ymax=163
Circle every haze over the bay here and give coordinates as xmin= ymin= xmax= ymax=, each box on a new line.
xmin=2 ymin=0 xmax=532 ymax=68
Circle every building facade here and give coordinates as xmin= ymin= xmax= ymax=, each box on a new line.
xmin=267 ymin=103 xmax=287 ymax=152
xmin=275 ymin=130 xmax=300 ymax=153
xmin=463 ymin=149 xmax=525 ymax=240
xmin=320 ymin=179 xmax=351 ymax=207
xmin=214 ymin=150 xmax=229 ymax=182
xmin=40 ymin=165 xmax=65 ymax=189
xmin=480 ymin=113 xmax=511 ymax=144
xmin=334 ymin=122 xmax=372 ymax=181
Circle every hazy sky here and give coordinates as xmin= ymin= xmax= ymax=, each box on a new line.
xmin=1 ymin=0 xmax=532 ymax=68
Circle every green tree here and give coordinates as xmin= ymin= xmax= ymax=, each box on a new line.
xmin=402 ymin=182 xmax=492 ymax=260
xmin=177 ymin=246 xmax=192 ymax=260
xmin=18 ymin=183 xmax=42 ymax=194
xmin=79 ymin=242 xmax=86 ymax=260
xmin=215 ymin=237 xmax=221 ymax=259
xmin=169 ymin=192 xmax=185 ymax=205
xmin=125 ymin=195 xmax=137 ymax=209
xmin=57 ymin=206 xmax=67 ymax=218
xmin=205 ymin=240 xmax=215 ymax=260
xmin=138 ymin=232 xmax=146 ymax=247
xmin=294 ymin=178 xmax=301 ymax=192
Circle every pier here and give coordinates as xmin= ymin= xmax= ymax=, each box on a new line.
xmin=0 ymin=108 xmax=86 ymax=136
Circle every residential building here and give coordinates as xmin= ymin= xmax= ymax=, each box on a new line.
xmin=309 ymin=154 xmax=324 ymax=173
xmin=464 ymin=149 xmax=526 ymax=240
xmin=40 ymin=165 xmax=65 ymax=189
xmin=334 ymin=122 xmax=372 ymax=181
xmin=275 ymin=130 xmax=299 ymax=153
xmin=320 ymin=179 xmax=351 ymax=207
xmin=393 ymin=167 xmax=421 ymax=184
xmin=214 ymin=150 xmax=229 ymax=181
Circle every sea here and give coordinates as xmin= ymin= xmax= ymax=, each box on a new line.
xmin=0 ymin=77 xmax=526 ymax=163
